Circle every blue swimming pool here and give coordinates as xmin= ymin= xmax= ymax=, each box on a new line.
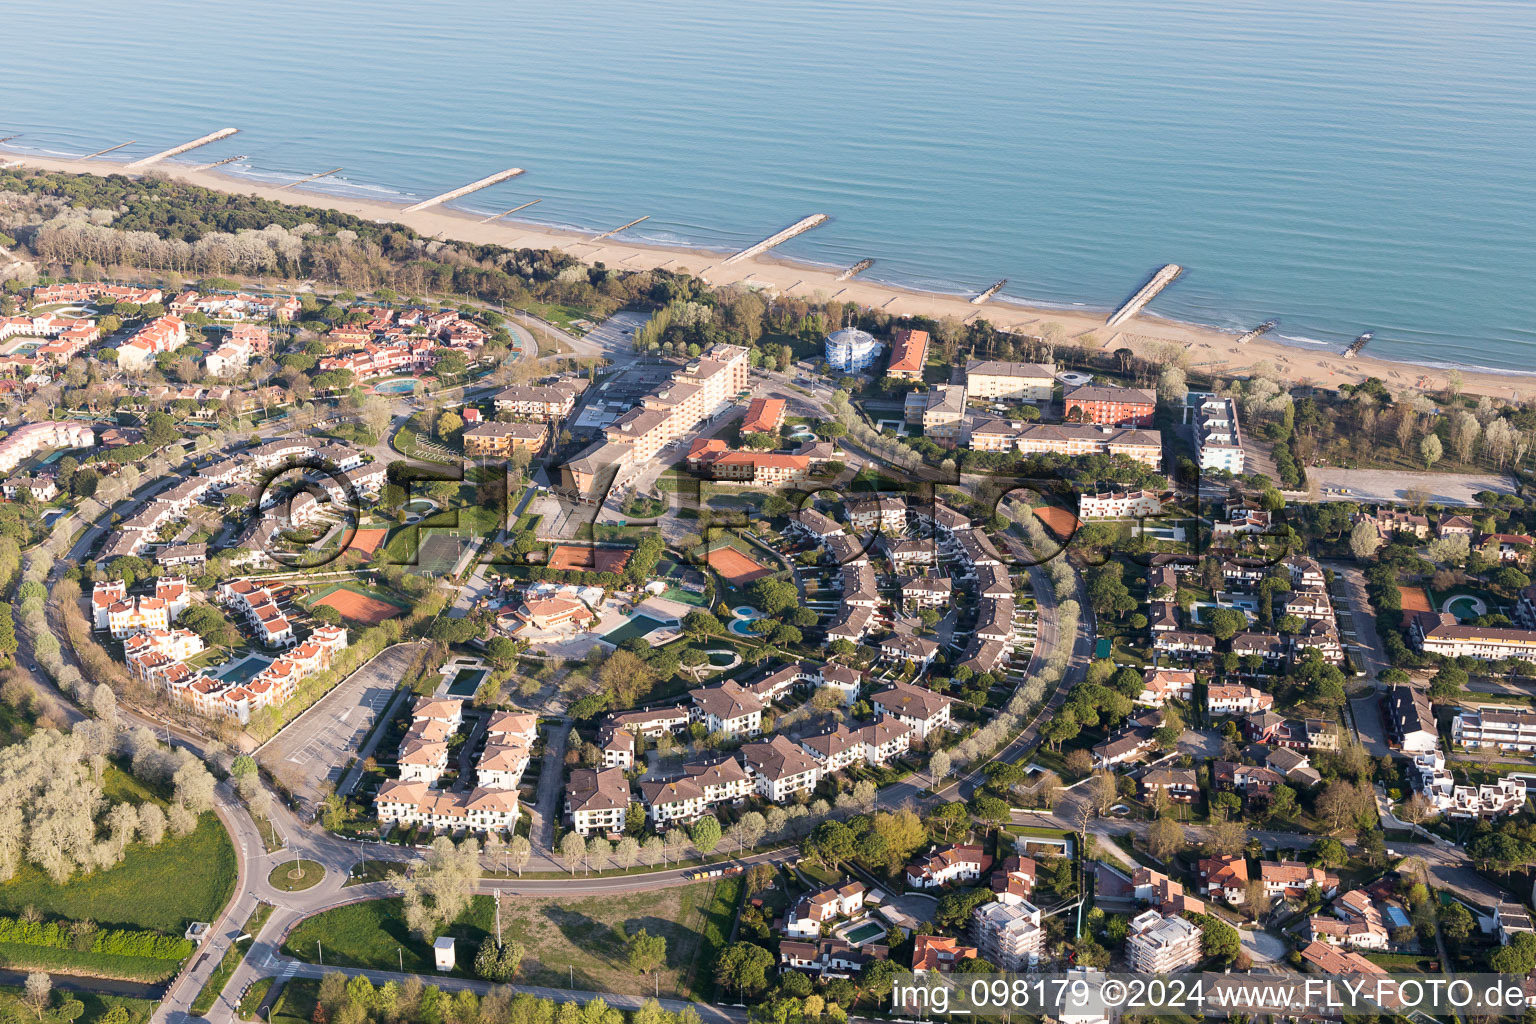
xmin=373 ymin=378 xmax=418 ymax=394
xmin=214 ymin=654 xmax=272 ymax=684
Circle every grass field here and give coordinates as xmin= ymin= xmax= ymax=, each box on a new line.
xmin=283 ymin=881 xmax=729 ymax=998
xmin=0 ymin=984 xmax=157 ymax=1024
xmin=0 ymin=813 xmax=236 ymax=933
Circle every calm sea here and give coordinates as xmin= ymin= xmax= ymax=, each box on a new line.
xmin=7 ymin=0 xmax=1536 ymax=372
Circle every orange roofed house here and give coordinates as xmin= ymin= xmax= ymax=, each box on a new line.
xmin=912 ymin=935 xmax=978 ymax=975
xmin=1197 ymin=854 xmax=1250 ymax=903
xmin=886 ymin=328 xmax=930 ymax=381
xmin=741 ymin=396 xmax=786 ymax=436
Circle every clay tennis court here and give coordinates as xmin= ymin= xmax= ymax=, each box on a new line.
xmin=706 ymin=546 xmax=772 ymax=584
xmin=1399 ymin=586 xmax=1433 ymax=613
xmin=313 ymin=586 xmax=404 ymax=625
xmin=548 ymin=544 xmax=632 ymax=574
xmin=1033 ymin=506 xmax=1081 ymax=538
xmin=344 ymin=527 xmax=389 ymax=557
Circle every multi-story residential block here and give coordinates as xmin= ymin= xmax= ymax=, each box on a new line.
xmin=1386 ymin=685 xmax=1438 ymax=754
xmin=969 ymin=422 xmax=1163 ymax=468
xmin=885 ymin=328 xmax=930 ymax=381
xmin=565 ymin=766 xmax=631 ymax=836
xmin=491 ymin=381 xmax=586 ymax=421
xmin=740 ymin=396 xmax=787 ymax=435
xmin=690 ymin=681 xmax=764 ymax=739
xmin=1136 ymin=668 xmax=1195 ymax=706
xmin=1413 ymin=613 xmax=1536 ymax=662
xmin=1194 ymin=396 xmax=1245 ymax=473
xmin=375 ymin=781 xmax=519 ymax=833
xmin=1207 ymin=683 xmax=1274 ymax=716
xmin=1063 ymin=383 xmax=1156 ymax=427
xmin=873 ymin=682 xmax=954 ymax=739
xmin=902 ymin=385 xmax=967 ymax=442
xmin=462 ymin=422 xmax=549 ymax=457
xmin=971 ymin=900 xmax=1044 ymax=971
xmin=1452 ymin=706 xmax=1536 ymax=753
xmin=846 ymin=497 xmax=907 ymax=533
xmin=1125 ymin=910 xmax=1203 ymax=973
xmin=740 ymin=736 xmax=822 ymax=802
xmin=824 ymin=327 xmax=881 ymax=372
xmin=116 ymin=316 xmax=187 ymax=371
xmin=964 ymin=360 xmax=1055 ymax=403
xmin=0 ymin=421 xmax=95 ymax=475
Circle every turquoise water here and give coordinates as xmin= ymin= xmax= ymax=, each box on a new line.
xmin=7 ymin=0 xmax=1536 ymax=371
xmin=372 ymin=379 xmax=417 ymax=394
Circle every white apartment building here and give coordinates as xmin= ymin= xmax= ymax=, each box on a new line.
xmin=873 ymin=683 xmax=954 ymax=739
xmin=1207 ymin=684 xmax=1274 ymax=716
xmin=1413 ymin=613 xmax=1536 ymax=662
xmin=1078 ymin=489 xmax=1165 ymax=520
xmin=971 ymin=900 xmax=1045 ymax=971
xmin=690 ymin=682 xmax=764 ymax=739
xmin=846 ymin=497 xmax=907 ymax=533
xmin=741 ymin=736 xmax=822 ymax=802
xmin=1194 ymin=396 xmax=1245 ymax=474
xmin=1125 ymin=910 xmax=1203 ymax=973
xmin=565 ymin=766 xmax=631 ymax=836
xmin=1453 ymin=707 xmax=1536 ymax=754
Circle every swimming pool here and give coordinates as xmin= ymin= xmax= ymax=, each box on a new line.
xmin=843 ymin=922 xmax=885 ymax=944
xmin=729 ymin=618 xmax=761 ymax=637
xmin=373 ymin=378 xmax=418 ymax=394
xmin=214 ymin=654 xmax=273 ymax=684
xmin=732 ymin=606 xmax=762 ymax=619
xmin=447 ymin=668 xmax=486 ymax=697
xmin=603 ymin=615 xmax=668 ymax=646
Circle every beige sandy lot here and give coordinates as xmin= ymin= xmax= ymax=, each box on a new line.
xmin=6 ymin=150 xmax=1535 ymax=402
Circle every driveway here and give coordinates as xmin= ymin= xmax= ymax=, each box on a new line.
xmin=1349 ymin=693 xmax=1391 ymax=758
xmin=529 ymin=718 xmax=572 ymax=854
xmin=1326 ymin=561 xmax=1392 ymax=682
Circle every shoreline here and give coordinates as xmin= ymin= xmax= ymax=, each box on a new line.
xmin=6 ymin=149 xmax=1535 ymax=403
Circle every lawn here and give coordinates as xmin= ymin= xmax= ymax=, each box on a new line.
xmin=283 ymin=881 xmax=728 ymax=998
xmin=0 ymin=813 xmax=237 ymax=933
xmin=270 ymin=978 xmax=318 ymax=1024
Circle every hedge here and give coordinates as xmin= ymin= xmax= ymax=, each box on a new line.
xmin=0 ymin=915 xmax=193 ymax=961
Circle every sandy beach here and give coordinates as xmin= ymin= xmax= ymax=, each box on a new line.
xmin=6 ymin=150 xmax=1534 ymax=403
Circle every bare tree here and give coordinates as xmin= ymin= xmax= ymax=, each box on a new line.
xmin=23 ymin=972 xmax=50 ymax=1019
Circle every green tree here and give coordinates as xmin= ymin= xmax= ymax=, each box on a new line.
xmin=626 ymin=928 xmax=667 ymax=977
xmin=691 ymin=815 xmax=722 ymax=854
xmin=715 ymin=942 xmax=774 ymax=996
